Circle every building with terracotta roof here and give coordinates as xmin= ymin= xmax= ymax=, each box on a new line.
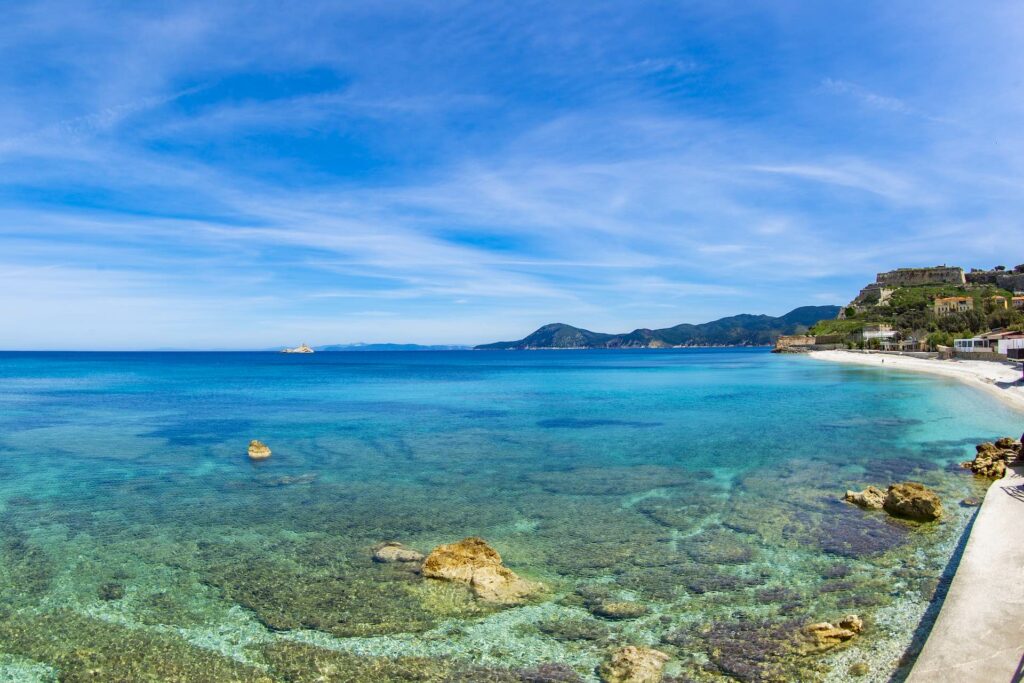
xmin=933 ymin=296 xmax=974 ymax=316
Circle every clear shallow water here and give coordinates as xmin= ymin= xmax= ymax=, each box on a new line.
xmin=0 ymin=349 xmax=1016 ymax=682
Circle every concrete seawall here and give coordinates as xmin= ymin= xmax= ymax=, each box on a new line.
xmin=907 ymin=465 xmax=1024 ymax=682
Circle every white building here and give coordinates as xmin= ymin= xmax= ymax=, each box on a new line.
xmin=860 ymin=324 xmax=897 ymax=342
xmin=997 ymin=335 xmax=1024 ymax=356
xmin=954 ymin=337 xmax=993 ymax=353
xmin=954 ymin=332 xmax=1024 ymax=356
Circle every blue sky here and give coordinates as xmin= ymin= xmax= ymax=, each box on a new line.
xmin=2 ymin=1 xmax=1023 ymax=349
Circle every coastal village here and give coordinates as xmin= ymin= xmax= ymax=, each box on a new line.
xmin=774 ymin=264 xmax=1024 ymax=682
xmin=775 ymin=264 xmax=1024 ymax=359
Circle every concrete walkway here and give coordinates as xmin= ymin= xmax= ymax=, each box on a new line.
xmin=908 ymin=465 xmax=1024 ymax=682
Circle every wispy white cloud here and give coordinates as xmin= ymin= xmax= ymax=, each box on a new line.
xmin=821 ymin=78 xmax=911 ymax=113
xmin=1 ymin=1 xmax=1024 ymax=347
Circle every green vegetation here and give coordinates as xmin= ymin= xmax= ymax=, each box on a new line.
xmin=809 ymin=319 xmax=864 ymax=336
xmin=813 ymin=282 xmax=1024 ymax=350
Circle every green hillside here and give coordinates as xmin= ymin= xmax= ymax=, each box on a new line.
xmin=811 ymin=282 xmax=1021 ymax=348
xmin=477 ymin=306 xmax=841 ymax=349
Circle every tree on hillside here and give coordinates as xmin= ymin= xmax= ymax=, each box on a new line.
xmin=987 ymin=308 xmax=1015 ymax=330
xmin=926 ymin=331 xmax=954 ymax=349
xmin=893 ymin=308 xmax=929 ymax=333
xmin=936 ymin=310 xmax=985 ymax=335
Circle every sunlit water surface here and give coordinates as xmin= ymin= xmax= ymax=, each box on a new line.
xmin=0 ymin=350 xmax=1016 ymax=682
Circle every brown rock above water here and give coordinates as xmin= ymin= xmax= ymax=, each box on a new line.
xmin=372 ymin=542 xmax=425 ymax=564
xmin=421 ymin=537 xmax=541 ymax=604
xmin=883 ymin=482 xmax=942 ymax=521
xmin=247 ymin=440 xmax=271 ymax=460
xmin=598 ymin=646 xmax=670 ymax=683
xmin=961 ymin=437 xmax=1020 ymax=479
xmin=844 ymin=486 xmax=885 ymax=510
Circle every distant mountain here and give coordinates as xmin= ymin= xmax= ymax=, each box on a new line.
xmin=475 ymin=306 xmax=841 ymax=350
xmin=316 ymin=343 xmax=470 ymax=351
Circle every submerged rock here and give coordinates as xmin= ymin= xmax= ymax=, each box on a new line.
xmin=538 ymin=616 xmax=609 ymax=642
xmin=259 ymin=473 xmax=317 ymax=487
xmin=98 ymin=581 xmax=125 ymax=601
xmin=848 ymin=662 xmax=870 ymax=677
xmin=815 ymin=500 xmax=908 ymax=558
xmin=598 ymin=646 xmax=669 ymax=683
xmin=421 ymin=537 xmax=541 ymax=604
xmin=799 ymin=614 xmax=863 ymax=652
xmin=590 ymin=600 xmax=649 ymax=620
xmin=247 ymin=439 xmax=272 ymax=460
xmin=519 ymin=663 xmax=586 ymax=682
xmin=372 ymin=541 xmax=425 ymax=564
xmin=883 ymin=482 xmax=942 ymax=521
xmin=843 ymin=486 xmax=885 ymax=510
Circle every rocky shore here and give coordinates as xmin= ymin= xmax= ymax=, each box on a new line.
xmin=960 ymin=436 xmax=1022 ymax=478
xmin=844 ymin=482 xmax=943 ymax=522
xmin=907 ymin=463 xmax=1024 ymax=681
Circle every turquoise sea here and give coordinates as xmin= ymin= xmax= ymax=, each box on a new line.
xmin=0 ymin=349 xmax=1017 ymax=682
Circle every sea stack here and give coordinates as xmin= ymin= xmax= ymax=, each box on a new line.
xmin=247 ymin=439 xmax=272 ymax=460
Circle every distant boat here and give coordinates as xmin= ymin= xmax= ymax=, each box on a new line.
xmin=281 ymin=343 xmax=314 ymax=354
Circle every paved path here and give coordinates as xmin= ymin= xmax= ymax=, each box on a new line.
xmin=908 ymin=465 xmax=1024 ymax=682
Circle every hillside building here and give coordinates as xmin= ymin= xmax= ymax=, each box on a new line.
xmin=933 ymin=296 xmax=974 ymax=316
xmin=989 ymin=295 xmax=1009 ymax=309
xmin=857 ymin=324 xmax=897 ymax=343
xmin=876 ymin=266 xmax=965 ymax=287
xmin=1012 ymin=296 xmax=1024 ymax=311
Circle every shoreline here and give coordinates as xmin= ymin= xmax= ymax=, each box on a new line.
xmin=811 ymin=349 xmax=1024 ymax=682
xmin=906 ymin=465 xmax=1024 ymax=681
xmin=807 ymin=350 xmax=1024 ymax=415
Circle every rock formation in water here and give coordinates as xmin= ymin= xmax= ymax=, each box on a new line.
xmin=882 ymin=482 xmax=942 ymax=521
xmin=421 ymin=537 xmax=541 ymax=604
xmin=598 ymin=646 xmax=670 ymax=683
xmin=843 ymin=486 xmax=885 ymax=510
xmin=961 ymin=437 xmax=1021 ymax=479
xmin=799 ymin=615 xmax=863 ymax=652
xmin=247 ymin=440 xmax=272 ymax=460
xmin=372 ymin=541 xmax=425 ymax=564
